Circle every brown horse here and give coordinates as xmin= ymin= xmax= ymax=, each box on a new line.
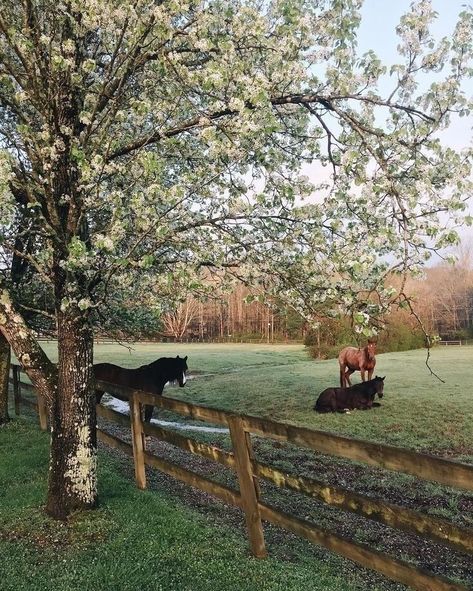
xmin=338 ymin=340 xmax=376 ymax=387
xmin=94 ymin=355 xmax=188 ymax=422
xmin=314 ymin=376 xmax=385 ymax=413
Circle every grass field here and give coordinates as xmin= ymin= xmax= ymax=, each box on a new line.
xmin=40 ymin=340 xmax=473 ymax=455
xmin=2 ymin=420 xmax=365 ymax=591
xmin=2 ymin=343 xmax=473 ymax=590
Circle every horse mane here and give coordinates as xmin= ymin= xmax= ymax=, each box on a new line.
xmin=349 ymin=376 xmax=383 ymax=392
xmin=144 ymin=356 xmax=188 ymax=383
xmin=146 ymin=357 xmax=172 ymax=370
xmin=146 ymin=356 xmax=186 ymax=370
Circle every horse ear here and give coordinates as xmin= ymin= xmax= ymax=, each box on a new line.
xmin=184 ymin=356 xmax=188 ymax=361
xmin=176 ymin=355 xmax=180 ymax=359
xmin=381 ymin=376 xmax=385 ymax=381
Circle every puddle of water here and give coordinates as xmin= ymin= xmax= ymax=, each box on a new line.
xmin=102 ymin=394 xmax=229 ymax=434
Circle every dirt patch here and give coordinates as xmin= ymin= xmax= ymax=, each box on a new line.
xmin=0 ymin=509 xmax=110 ymax=553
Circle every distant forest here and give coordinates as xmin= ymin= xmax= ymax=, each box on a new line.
xmin=101 ymin=246 xmax=473 ymax=354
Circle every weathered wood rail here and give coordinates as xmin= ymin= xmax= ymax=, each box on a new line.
xmin=10 ymin=364 xmax=473 ymax=591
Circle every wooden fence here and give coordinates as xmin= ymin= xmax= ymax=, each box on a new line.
xmin=10 ymin=364 xmax=473 ymax=591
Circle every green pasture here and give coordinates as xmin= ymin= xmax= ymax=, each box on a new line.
xmin=2 ymin=343 xmax=473 ymax=591
xmin=0 ymin=420 xmax=357 ymax=591
xmin=39 ymin=340 xmax=473 ymax=456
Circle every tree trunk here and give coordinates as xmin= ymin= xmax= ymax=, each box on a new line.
xmin=0 ymin=331 xmax=11 ymax=425
xmin=0 ymin=288 xmax=57 ymax=403
xmin=46 ymin=305 xmax=97 ymax=519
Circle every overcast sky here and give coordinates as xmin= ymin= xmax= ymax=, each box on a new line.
xmin=301 ymin=1 xmax=472 ymax=249
xmin=359 ymin=1 xmax=472 ymax=247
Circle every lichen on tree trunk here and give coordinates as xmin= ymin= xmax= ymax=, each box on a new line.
xmin=45 ymin=305 xmax=98 ymax=519
xmin=0 ymin=279 xmax=98 ymax=519
xmin=0 ymin=331 xmax=11 ymax=425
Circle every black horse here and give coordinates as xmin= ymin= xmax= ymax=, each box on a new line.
xmin=314 ymin=376 xmax=385 ymax=413
xmin=94 ymin=355 xmax=188 ymax=422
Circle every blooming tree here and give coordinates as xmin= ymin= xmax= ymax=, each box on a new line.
xmin=0 ymin=0 xmax=472 ymax=518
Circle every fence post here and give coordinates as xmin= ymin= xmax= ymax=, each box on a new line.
xmin=12 ymin=365 xmax=21 ymax=416
xmin=37 ymin=392 xmax=48 ymax=431
xmin=130 ymin=392 xmax=147 ymax=489
xmin=228 ymin=415 xmax=267 ymax=558
xmin=245 ymin=430 xmax=261 ymax=499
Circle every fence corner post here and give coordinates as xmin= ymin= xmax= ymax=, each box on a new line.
xmin=228 ymin=415 xmax=267 ymax=558
xmin=130 ymin=392 xmax=147 ymax=490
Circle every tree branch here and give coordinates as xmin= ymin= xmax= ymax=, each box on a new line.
xmin=0 ymin=283 xmax=57 ymax=404
xmin=107 ymin=92 xmax=436 ymax=161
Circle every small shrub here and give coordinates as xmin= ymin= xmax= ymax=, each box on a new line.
xmin=305 ymin=310 xmax=426 ymax=359
xmin=307 ymin=344 xmax=341 ymax=360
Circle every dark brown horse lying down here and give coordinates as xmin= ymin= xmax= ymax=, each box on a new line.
xmin=94 ymin=355 xmax=188 ymax=422
xmin=314 ymin=376 xmax=385 ymax=413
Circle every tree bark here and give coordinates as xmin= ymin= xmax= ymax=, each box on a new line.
xmin=45 ymin=304 xmax=97 ymax=519
xmin=0 ymin=284 xmax=98 ymax=519
xmin=0 ymin=331 xmax=11 ymax=425
xmin=0 ymin=288 xmax=57 ymax=403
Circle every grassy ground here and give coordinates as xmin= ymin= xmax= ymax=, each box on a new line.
xmin=1 ymin=418 xmax=374 ymax=591
xmin=39 ymin=340 xmax=473 ymax=456
xmin=3 ymin=343 xmax=473 ymax=590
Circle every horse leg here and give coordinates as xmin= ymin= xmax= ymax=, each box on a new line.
xmin=339 ymin=364 xmax=346 ymax=387
xmin=345 ymin=369 xmax=354 ymax=386
xmin=96 ymin=389 xmax=105 ymax=405
xmin=360 ymin=369 xmax=366 ymax=382
xmin=368 ymin=369 xmax=374 ymax=381
xmin=144 ymin=404 xmax=154 ymax=423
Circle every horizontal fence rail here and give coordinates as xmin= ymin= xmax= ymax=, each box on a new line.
xmin=10 ymin=364 xmax=473 ymax=591
xmin=97 ymin=380 xmax=473 ymax=492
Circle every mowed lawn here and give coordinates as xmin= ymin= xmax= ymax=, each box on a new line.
xmin=2 ymin=421 xmax=364 ymax=591
xmin=39 ymin=340 xmax=473 ymax=457
xmin=2 ymin=343 xmax=472 ymax=591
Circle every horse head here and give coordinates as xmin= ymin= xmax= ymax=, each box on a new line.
xmin=174 ymin=355 xmax=188 ymax=387
xmin=365 ymin=339 xmax=377 ymax=359
xmin=373 ymin=375 xmax=385 ymax=398
xmin=147 ymin=355 xmax=188 ymax=388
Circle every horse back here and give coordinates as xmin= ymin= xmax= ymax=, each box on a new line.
xmin=95 ymin=363 xmax=141 ymax=388
xmin=315 ymin=387 xmax=347 ymax=412
xmin=339 ymin=346 xmax=361 ymax=368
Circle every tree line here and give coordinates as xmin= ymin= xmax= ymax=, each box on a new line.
xmin=114 ymin=245 xmax=473 ymax=351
